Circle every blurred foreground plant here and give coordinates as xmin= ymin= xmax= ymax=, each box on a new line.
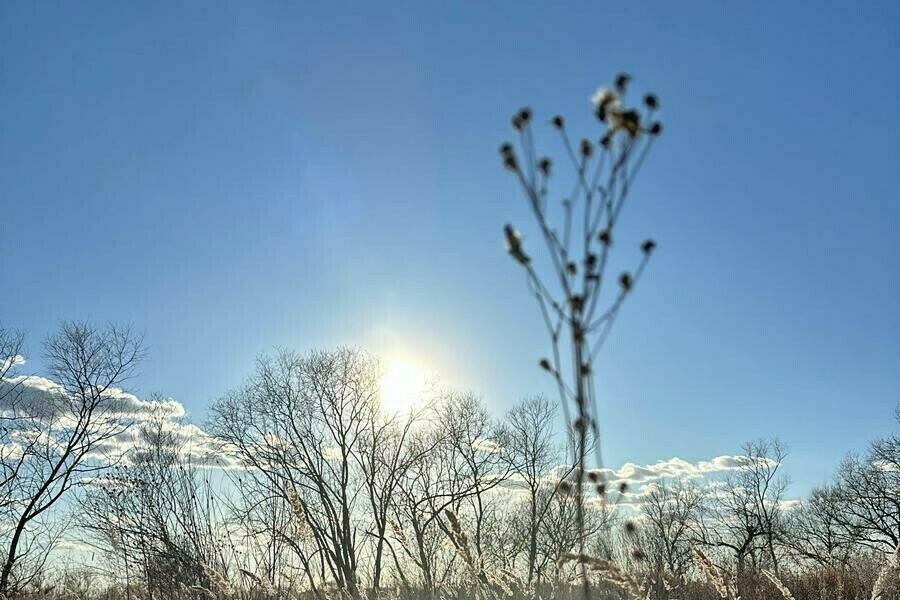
xmin=499 ymin=73 xmax=663 ymax=594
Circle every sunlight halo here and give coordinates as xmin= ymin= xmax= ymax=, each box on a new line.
xmin=378 ymin=359 xmax=429 ymax=416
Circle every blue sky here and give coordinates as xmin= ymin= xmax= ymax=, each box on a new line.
xmin=1 ymin=1 xmax=898 ymax=493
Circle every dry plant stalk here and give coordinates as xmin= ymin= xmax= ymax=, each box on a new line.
xmin=444 ymin=508 xmax=497 ymax=600
xmin=559 ymin=552 xmax=645 ymax=599
xmin=445 ymin=509 xmax=515 ymax=600
xmin=286 ymin=485 xmax=312 ymax=539
xmin=444 ymin=509 xmax=479 ymax=576
xmin=500 ymin=73 xmax=663 ymax=592
xmin=200 ymin=561 xmax=231 ymax=597
xmin=762 ymin=569 xmax=796 ymax=600
xmin=692 ymin=547 xmax=732 ymax=599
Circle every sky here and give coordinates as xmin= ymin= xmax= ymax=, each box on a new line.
xmin=1 ymin=1 xmax=898 ymax=496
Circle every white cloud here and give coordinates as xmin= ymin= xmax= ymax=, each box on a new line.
xmin=581 ymin=454 xmax=771 ymax=489
xmin=0 ymin=375 xmax=185 ymax=423
xmin=536 ymin=454 xmax=786 ymax=512
xmin=0 ymin=355 xmax=25 ymax=372
xmin=0 ymin=371 xmax=236 ymax=470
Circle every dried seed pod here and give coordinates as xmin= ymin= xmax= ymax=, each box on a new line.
xmin=580 ymin=138 xmax=593 ymax=157
xmin=538 ymin=157 xmax=552 ymax=176
xmin=500 ymin=144 xmax=518 ymax=171
xmin=504 ymin=225 xmax=530 ymax=265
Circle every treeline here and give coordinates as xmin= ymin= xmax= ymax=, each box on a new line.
xmin=0 ymin=324 xmax=897 ymax=599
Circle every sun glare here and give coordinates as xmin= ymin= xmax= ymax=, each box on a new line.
xmin=379 ymin=360 xmax=428 ymax=415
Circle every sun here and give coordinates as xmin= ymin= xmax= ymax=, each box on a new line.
xmin=379 ymin=359 xmax=428 ymax=415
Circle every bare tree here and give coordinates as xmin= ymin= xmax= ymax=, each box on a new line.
xmin=386 ymin=393 xmax=510 ymax=598
xmin=0 ymin=327 xmax=28 ymax=524
xmin=696 ymin=439 xmax=788 ymax=595
xmin=636 ymin=481 xmax=703 ymax=598
xmin=79 ymin=409 xmax=233 ymax=599
xmin=389 ymin=425 xmax=459 ymax=596
xmin=208 ymin=348 xmax=380 ymax=599
xmin=500 ymin=396 xmax=565 ymax=586
xmin=0 ymin=322 xmax=144 ymax=597
xmin=355 ymin=405 xmax=429 ymax=593
xmin=780 ymin=484 xmax=861 ymax=599
xmin=830 ymin=417 xmax=900 ymax=553
xmin=785 ymin=485 xmax=857 ymax=568
xmin=537 ymin=481 xmax=615 ymax=590
xmin=0 ymin=327 xmax=25 ymax=404
xmin=225 ymin=470 xmax=295 ymax=593
xmin=438 ymin=392 xmax=511 ymax=565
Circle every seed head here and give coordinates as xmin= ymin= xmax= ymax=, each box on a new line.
xmin=569 ymin=295 xmax=584 ymax=312
xmin=615 ymin=72 xmax=631 ymax=93
xmin=592 ymin=88 xmax=621 ymax=122
xmin=649 ymin=121 xmax=663 ymax=136
xmin=503 ymin=224 xmax=530 ymax=265
xmin=580 ymin=138 xmax=593 ymax=158
xmin=499 ymin=143 xmax=517 ymax=171
xmin=641 ymin=239 xmax=656 ymax=254
xmin=643 ymin=93 xmax=659 ymax=109
xmin=598 ymin=229 xmax=612 ymax=246
xmin=539 ymin=358 xmax=552 ymax=372
xmin=619 ymin=272 xmax=633 ymax=292
xmin=512 ymin=108 xmax=531 ymax=131
xmin=610 ymin=108 xmax=641 ymax=137
xmin=551 ymin=115 xmax=565 ymax=129
xmin=538 ymin=157 xmax=552 ymax=176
